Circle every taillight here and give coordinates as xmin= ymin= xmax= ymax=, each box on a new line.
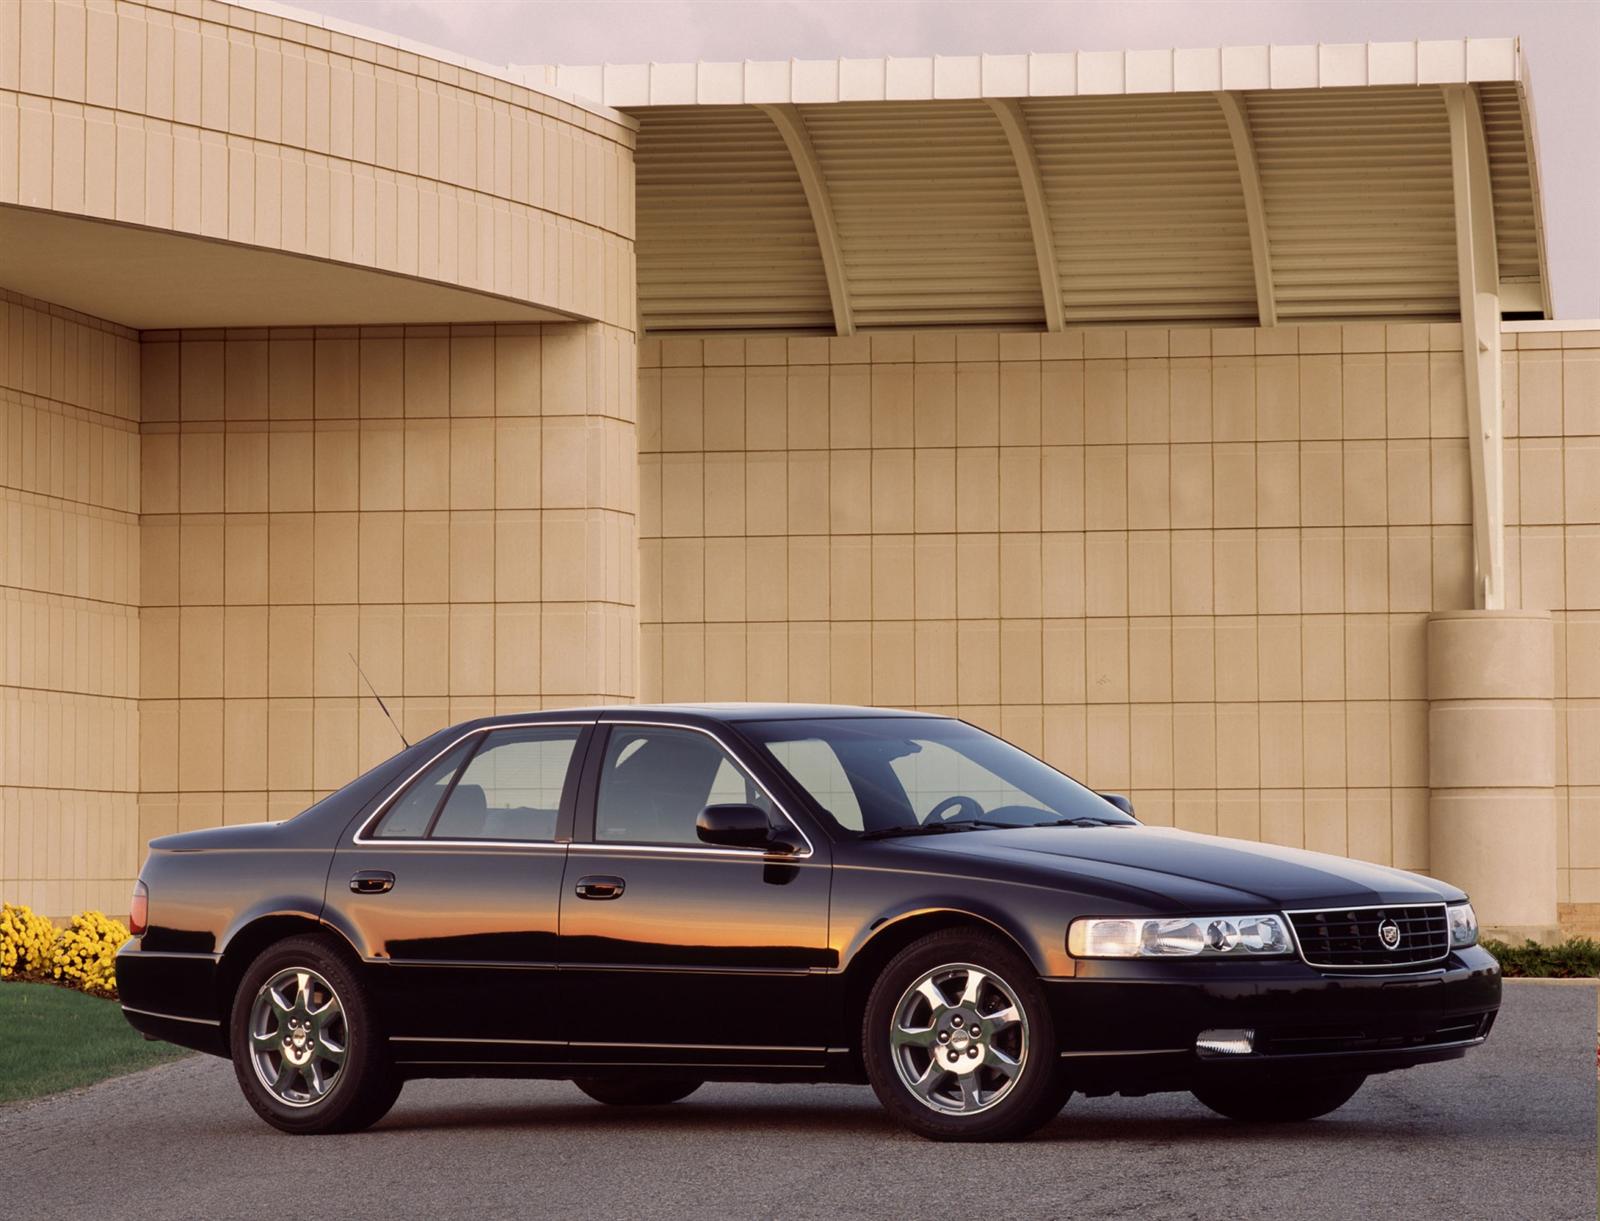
xmin=129 ymin=880 xmax=148 ymax=936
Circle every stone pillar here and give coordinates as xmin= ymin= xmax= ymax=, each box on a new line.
xmin=1427 ymin=610 xmax=1559 ymax=942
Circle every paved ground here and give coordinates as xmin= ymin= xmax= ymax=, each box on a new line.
xmin=4 ymin=981 xmax=1594 ymax=1221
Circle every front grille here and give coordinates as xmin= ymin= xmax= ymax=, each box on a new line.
xmin=1286 ymin=904 xmax=1450 ymax=969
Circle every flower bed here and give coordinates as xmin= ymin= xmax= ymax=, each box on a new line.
xmin=0 ymin=903 xmax=130 ymax=998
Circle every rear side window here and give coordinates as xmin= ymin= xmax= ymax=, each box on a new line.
xmin=432 ymin=727 xmax=579 ymax=842
xmin=368 ymin=726 xmax=581 ymax=842
xmin=371 ymin=739 xmax=474 ymax=838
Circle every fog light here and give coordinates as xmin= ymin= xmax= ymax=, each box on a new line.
xmin=1196 ymin=1029 xmax=1255 ymax=1057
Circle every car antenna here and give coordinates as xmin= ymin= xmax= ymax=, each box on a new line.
xmin=349 ymin=652 xmax=409 ymax=748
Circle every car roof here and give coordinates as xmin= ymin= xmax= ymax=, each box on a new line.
xmin=457 ymin=703 xmax=950 ymax=729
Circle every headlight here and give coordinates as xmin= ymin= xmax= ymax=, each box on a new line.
xmin=1068 ymin=914 xmax=1293 ymax=959
xmin=1447 ymin=901 xmax=1478 ymax=948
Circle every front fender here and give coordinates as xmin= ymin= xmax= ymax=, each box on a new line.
xmin=837 ymin=884 xmax=1075 ymax=979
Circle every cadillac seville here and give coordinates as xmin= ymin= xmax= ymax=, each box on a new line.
xmin=118 ymin=705 xmax=1500 ymax=1141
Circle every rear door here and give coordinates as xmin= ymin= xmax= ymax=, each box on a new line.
xmin=328 ymin=720 xmax=592 ymax=1063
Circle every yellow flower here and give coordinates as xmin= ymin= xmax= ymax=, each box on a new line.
xmin=36 ymin=909 xmax=130 ymax=997
xmin=0 ymin=904 xmax=56 ymax=980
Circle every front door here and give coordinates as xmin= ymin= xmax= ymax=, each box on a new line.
xmin=328 ymin=721 xmax=592 ymax=1064
xmin=559 ymin=722 xmax=833 ymax=1070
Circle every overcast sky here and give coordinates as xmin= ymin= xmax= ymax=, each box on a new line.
xmin=290 ymin=0 xmax=1600 ymax=318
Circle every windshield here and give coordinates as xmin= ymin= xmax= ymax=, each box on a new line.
xmin=740 ymin=717 xmax=1136 ymax=838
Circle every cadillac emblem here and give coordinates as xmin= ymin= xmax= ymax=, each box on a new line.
xmin=1378 ymin=918 xmax=1402 ymax=949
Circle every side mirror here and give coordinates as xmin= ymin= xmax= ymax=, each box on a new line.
xmin=1098 ymin=792 xmax=1135 ymax=818
xmin=697 ymin=804 xmax=795 ymax=852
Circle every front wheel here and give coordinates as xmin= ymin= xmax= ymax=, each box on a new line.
xmin=573 ymin=1077 xmax=702 ymax=1106
xmin=229 ymin=935 xmax=401 ymax=1134
xmin=863 ymin=930 xmax=1070 ymax=1141
xmin=1191 ymin=1072 xmax=1366 ymax=1122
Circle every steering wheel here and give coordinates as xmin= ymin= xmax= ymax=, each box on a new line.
xmin=926 ymin=795 xmax=984 ymax=825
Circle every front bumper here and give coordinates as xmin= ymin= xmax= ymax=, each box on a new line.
xmin=1044 ymin=944 xmax=1500 ymax=1095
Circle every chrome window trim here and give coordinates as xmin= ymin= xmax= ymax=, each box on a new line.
xmin=353 ymin=720 xmax=593 ymax=848
xmin=369 ymin=841 xmax=571 ymax=851
xmin=352 ymin=717 xmax=816 ymax=859
xmin=567 ymin=842 xmax=822 ymax=861
xmin=588 ymin=719 xmax=816 ymax=860
xmin=1281 ymin=901 xmax=1451 ymax=971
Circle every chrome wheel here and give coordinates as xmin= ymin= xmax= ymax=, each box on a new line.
xmin=890 ymin=961 xmax=1028 ymax=1115
xmin=248 ymin=967 xmax=348 ymax=1108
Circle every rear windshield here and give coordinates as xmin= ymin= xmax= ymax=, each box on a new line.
xmin=740 ymin=717 xmax=1135 ymax=838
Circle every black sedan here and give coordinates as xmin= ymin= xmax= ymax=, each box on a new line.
xmin=118 ymin=705 xmax=1500 ymax=1141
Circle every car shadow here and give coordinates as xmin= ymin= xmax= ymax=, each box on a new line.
xmin=1035 ymin=1111 xmax=1395 ymax=1144
xmin=367 ymin=1096 xmax=1394 ymax=1144
xmin=372 ymin=1097 xmax=896 ymax=1136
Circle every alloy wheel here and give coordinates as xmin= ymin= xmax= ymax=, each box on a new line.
xmin=247 ymin=967 xmax=348 ymax=1108
xmin=889 ymin=961 xmax=1028 ymax=1115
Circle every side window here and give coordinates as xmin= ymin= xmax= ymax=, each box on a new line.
xmin=595 ymin=726 xmax=771 ymax=847
xmin=370 ymin=739 xmax=474 ymax=839
xmin=765 ymin=738 xmax=864 ymax=830
xmin=432 ymin=727 xmax=580 ymax=842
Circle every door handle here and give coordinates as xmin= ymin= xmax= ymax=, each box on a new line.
xmin=350 ymin=870 xmax=395 ymax=895
xmin=574 ymin=875 xmax=625 ymax=900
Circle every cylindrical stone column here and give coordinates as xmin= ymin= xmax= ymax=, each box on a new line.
xmin=1427 ymin=610 xmax=1559 ymax=942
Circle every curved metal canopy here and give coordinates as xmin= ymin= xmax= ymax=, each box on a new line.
xmin=536 ymin=39 xmax=1550 ymax=335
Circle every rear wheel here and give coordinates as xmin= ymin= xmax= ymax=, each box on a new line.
xmin=229 ymin=935 xmax=401 ymax=1134
xmin=1192 ymin=1072 xmax=1366 ymax=1122
xmin=863 ymin=930 xmax=1070 ymax=1141
xmin=573 ymin=1077 xmax=702 ymax=1106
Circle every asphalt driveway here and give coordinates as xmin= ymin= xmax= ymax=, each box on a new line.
xmin=4 ymin=981 xmax=1594 ymax=1221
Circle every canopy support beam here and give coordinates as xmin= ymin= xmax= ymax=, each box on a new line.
xmin=1444 ymin=83 xmax=1505 ymax=611
xmin=986 ymin=98 xmax=1064 ymax=332
xmin=757 ymin=103 xmax=854 ymax=337
xmin=1217 ymin=91 xmax=1277 ymax=329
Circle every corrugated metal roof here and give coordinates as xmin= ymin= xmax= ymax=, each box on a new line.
xmin=531 ymin=39 xmax=1549 ymax=334
xmin=1478 ymin=80 xmax=1549 ymax=313
xmin=1249 ymin=86 xmax=1458 ymax=320
xmin=1026 ymin=93 xmax=1256 ymax=323
xmin=802 ymin=101 xmax=1040 ymax=328
xmin=635 ymin=107 xmax=833 ymax=331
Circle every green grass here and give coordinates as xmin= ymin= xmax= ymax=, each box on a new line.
xmin=0 ymin=982 xmax=190 ymax=1104
xmin=1482 ymin=936 xmax=1600 ymax=979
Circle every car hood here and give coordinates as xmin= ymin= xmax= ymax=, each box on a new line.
xmin=893 ymin=825 xmax=1463 ymax=910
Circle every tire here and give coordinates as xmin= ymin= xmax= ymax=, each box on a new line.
xmin=1192 ymin=1072 xmax=1366 ymax=1122
xmin=229 ymin=935 xmax=401 ymax=1135
xmin=573 ymin=1077 xmax=702 ymax=1106
xmin=862 ymin=929 xmax=1070 ymax=1142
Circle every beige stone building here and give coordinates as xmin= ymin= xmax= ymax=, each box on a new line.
xmin=0 ymin=1 xmax=1592 ymax=941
